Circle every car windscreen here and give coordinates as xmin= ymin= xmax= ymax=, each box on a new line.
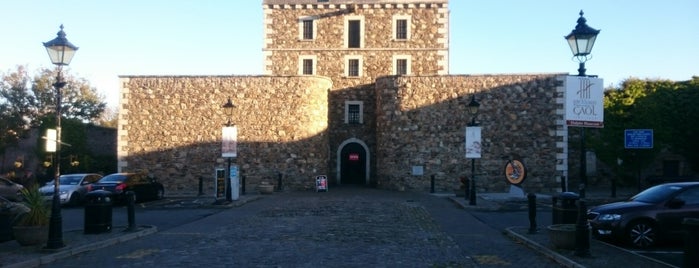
xmin=631 ymin=184 xmax=683 ymax=203
xmin=59 ymin=175 xmax=82 ymax=185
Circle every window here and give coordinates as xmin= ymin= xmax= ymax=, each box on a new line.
xmin=344 ymin=16 xmax=364 ymax=48
xmin=393 ymin=55 xmax=411 ymax=75
xmin=393 ymin=15 xmax=411 ymax=40
xmin=298 ymin=17 xmax=317 ymax=40
xmin=345 ymin=101 xmax=363 ymax=124
xmin=344 ymin=55 xmax=363 ymax=77
xmin=298 ymin=55 xmax=317 ymax=75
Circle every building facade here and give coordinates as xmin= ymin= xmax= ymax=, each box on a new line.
xmin=118 ymin=0 xmax=571 ymax=195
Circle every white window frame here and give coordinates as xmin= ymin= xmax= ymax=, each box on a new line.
xmin=392 ymin=55 xmax=412 ymax=75
xmin=298 ymin=16 xmax=318 ymax=41
xmin=344 ymin=55 xmax=363 ymax=78
xmin=344 ymin=101 xmax=364 ymax=124
xmin=344 ymin=15 xmax=365 ymax=48
xmin=298 ymin=55 xmax=317 ymax=75
xmin=392 ymin=15 xmax=411 ymax=41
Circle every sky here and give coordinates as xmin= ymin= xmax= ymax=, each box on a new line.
xmin=1 ymin=0 xmax=697 ymax=109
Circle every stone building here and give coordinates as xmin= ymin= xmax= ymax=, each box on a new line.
xmin=118 ymin=0 xmax=572 ymax=195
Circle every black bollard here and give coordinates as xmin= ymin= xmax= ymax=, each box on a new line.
xmin=551 ymin=196 xmax=558 ymax=225
xmin=528 ymin=193 xmax=537 ymax=233
xmin=575 ymin=200 xmax=591 ymax=257
xmin=277 ymin=173 xmax=283 ymax=191
xmin=126 ymin=191 xmax=137 ymax=232
xmin=241 ymin=175 xmax=246 ymax=195
xmin=561 ymin=176 xmax=567 ymax=192
xmin=611 ymin=179 xmax=617 ymax=198
xmin=430 ymin=174 xmax=435 ymax=193
xmin=198 ymin=176 xmax=204 ymax=196
xmin=683 ymin=218 xmax=699 ymax=268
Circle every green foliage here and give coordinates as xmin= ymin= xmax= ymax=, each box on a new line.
xmin=16 ymin=185 xmax=50 ymax=227
xmin=590 ymin=77 xmax=699 ymax=183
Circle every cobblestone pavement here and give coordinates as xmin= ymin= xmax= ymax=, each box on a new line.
xmin=42 ymin=188 xmax=560 ymax=267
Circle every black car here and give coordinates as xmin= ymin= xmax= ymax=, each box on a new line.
xmin=88 ymin=173 xmax=164 ymax=204
xmin=588 ymin=182 xmax=699 ymax=248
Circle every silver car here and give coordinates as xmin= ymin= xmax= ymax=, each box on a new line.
xmin=39 ymin=173 xmax=103 ymax=206
xmin=0 ymin=177 xmax=24 ymax=201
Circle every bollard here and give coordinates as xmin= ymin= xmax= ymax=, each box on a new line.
xmin=575 ymin=200 xmax=591 ymax=257
xmin=430 ymin=174 xmax=435 ymax=193
xmin=561 ymin=176 xmax=567 ymax=192
xmin=611 ymin=179 xmax=617 ymax=198
xmin=242 ymin=175 xmax=246 ymax=195
xmin=683 ymin=218 xmax=699 ymax=268
xmin=198 ymin=176 xmax=204 ymax=196
xmin=277 ymin=173 xmax=283 ymax=191
xmin=126 ymin=191 xmax=137 ymax=232
xmin=551 ymin=196 xmax=558 ymax=225
xmin=528 ymin=193 xmax=537 ymax=233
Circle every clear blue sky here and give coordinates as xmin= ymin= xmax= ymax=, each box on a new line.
xmin=1 ymin=0 xmax=697 ymax=108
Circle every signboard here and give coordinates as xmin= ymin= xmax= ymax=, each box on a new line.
xmin=229 ymin=165 xmax=239 ymax=200
xmin=625 ymin=129 xmax=653 ymax=149
xmin=465 ymin=126 xmax=482 ymax=159
xmin=412 ymin=166 xmax=424 ymax=176
xmin=315 ymin=175 xmax=328 ymax=192
xmin=504 ymin=160 xmax=527 ymax=185
xmin=222 ymin=126 xmax=238 ymax=158
xmin=565 ymin=76 xmax=604 ymax=128
xmin=214 ymin=169 xmax=225 ymax=199
xmin=349 ymin=153 xmax=359 ymax=161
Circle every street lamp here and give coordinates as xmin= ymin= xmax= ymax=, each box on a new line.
xmin=467 ymin=95 xmax=480 ymax=206
xmin=565 ymin=10 xmax=599 ymax=198
xmin=222 ymin=98 xmax=235 ymax=202
xmin=43 ymin=24 xmax=78 ymax=250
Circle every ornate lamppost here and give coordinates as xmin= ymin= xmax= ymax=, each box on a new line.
xmin=466 ymin=95 xmax=480 ymax=206
xmin=222 ymin=98 xmax=236 ymax=202
xmin=43 ymin=24 xmax=78 ymax=249
xmin=565 ymin=10 xmax=600 ymax=198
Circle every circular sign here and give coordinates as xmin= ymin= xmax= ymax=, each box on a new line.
xmin=504 ymin=160 xmax=526 ymax=185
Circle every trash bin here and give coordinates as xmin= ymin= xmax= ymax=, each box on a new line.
xmin=84 ymin=190 xmax=113 ymax=234
xmin=552 ymin=192 xmax=579 ymax=224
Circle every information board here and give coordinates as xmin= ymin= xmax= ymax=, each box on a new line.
xmin=624 ymin=129 xmax=653 ymax=149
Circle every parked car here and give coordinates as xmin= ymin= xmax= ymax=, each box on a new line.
xmin=87 ymin=173 xmax=164 ymax=204
xmin=588 ymin=182 xmax=699 ymax=248
xmin=0 ymin=177 xmax=24 ymax=201
xmin=38 ymin=173 xmax=103 ymax=206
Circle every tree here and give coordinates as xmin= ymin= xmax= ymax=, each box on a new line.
xmin=31 ymin=67 xmax=106 ymax=123
xmin=0 ymin=66 xmax=37 ymax=154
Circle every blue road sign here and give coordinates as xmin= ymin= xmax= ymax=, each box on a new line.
xmin=625 ymin=129 xmax=653 ymax=149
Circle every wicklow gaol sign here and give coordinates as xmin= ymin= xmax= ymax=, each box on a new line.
xmin=565 ymin=76 xmax=604 ymax=128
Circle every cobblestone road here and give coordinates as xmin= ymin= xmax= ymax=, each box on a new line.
xmin=45 ymin=188 xmax=560 ymax=267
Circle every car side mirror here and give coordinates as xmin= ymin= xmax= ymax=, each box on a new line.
xmin=668 ymin=198 xmax=686 ymax=209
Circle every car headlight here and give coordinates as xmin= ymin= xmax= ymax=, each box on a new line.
xmin=598 ymin=214 xmax=621 ymax=221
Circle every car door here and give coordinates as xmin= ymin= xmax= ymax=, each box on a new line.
xmin=656 ymin=186 xmax=699 ymax=237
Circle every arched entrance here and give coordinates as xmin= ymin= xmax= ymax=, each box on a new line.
xmin=337 ymin=138 xmax=369 ymax=185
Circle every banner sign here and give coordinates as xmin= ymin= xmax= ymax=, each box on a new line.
xmin=465 ymin=126 xmax=482 ymax=159
xmin=565 ymin=76 xmax=604 ymax=128
xmin=45 ymin=129 xmax=57 ymax=152
xmin=222 ymin=126 xmax=238 ymax=158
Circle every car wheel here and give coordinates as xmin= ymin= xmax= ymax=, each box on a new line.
xmin=68 ymin=193 xmax=80 ymax=206
xmin=626 ymin=220 xmax=657 ymax=248
xmin=156 ymin=188 xmax=164 ymax=200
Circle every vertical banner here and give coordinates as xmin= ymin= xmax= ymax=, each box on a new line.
xmin=46 ymin=129 xmax=57 ymax=152
xmin=222 ymin=126 xmax=238 ymax=158
xmin=465 ymin=126 xmax=482 ymax=159
xmin=565 ymin=76 xmax=604 ymax=127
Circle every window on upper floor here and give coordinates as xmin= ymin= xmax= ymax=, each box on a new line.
xmin=393 ymin=15 xmax=411 ymax=40
xmin=344 ymin=55 xmax=363 ymax=77
xmin=298 ymin=16 xmax=317 ymax=40
xmin=345 ymin=101 xmax=363 ymax=124
xmin=345 ymin=16 xmax=364 ymax=48
xmin=298 ymin=55 xmax=317 ymax=75
xmin=393 ymin=55 xmax=411 ymax=75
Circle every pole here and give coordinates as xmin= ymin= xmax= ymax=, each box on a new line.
xmin=226 ymin=157 xmax=232 ymax=202
xmin=469 ymin=158 xmax=476 ymax=205
xmin=430 ymin=174 xmax=435 ymax=193
xmin=46 ymin=70 xmax=65 ymax=249
xmin=579 ymin=127 xmax=586 ymax=198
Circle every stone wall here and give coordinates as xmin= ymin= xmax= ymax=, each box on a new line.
xmin=118 ymin=76 xmax=332 ymax=195
xmin=375 ymin=74 xmax=568 ymax=193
